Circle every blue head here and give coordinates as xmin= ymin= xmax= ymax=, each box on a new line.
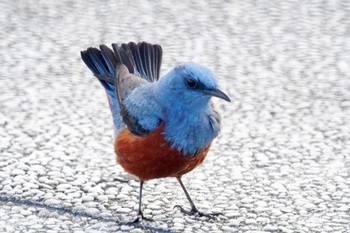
xmin=155 ymin=63 xmax=230 ymax=155
xmin=157 ymin=63 xmax=230 ymax=109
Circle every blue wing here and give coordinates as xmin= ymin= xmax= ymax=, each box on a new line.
xmin=81 ymin=42 xmax=163 ymax=135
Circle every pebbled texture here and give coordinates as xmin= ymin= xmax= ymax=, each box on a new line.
xmin=1 ymin=0 xmax=350 ymax=232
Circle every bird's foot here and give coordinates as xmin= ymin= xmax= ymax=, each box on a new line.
xmin=174 ymin=205 xmax=222 ymax=220
xmin=128 ymin=212 xmax=155 ymax=225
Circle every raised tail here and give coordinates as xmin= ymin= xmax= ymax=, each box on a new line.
xmin=80 ymin=42 xmax=163 ymax=133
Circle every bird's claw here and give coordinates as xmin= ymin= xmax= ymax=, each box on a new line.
xmin=174 ymin=205 xmax=222 ymax=219
xmin=128 ymin=212 xmax=155 ymax=225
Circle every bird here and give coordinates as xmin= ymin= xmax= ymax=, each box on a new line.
xmin=80 ymin=41 xmax=230 ymax=223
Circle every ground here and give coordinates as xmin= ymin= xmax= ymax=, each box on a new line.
xmin=1 ymin=0 xmax=350 ymax=232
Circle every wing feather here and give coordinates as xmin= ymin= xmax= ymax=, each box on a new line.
xmin=81 ymin=41 xmax=163 ymax=136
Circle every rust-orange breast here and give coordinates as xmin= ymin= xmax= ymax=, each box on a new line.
xmin=115 ymin=125 xmax=210 ymax=181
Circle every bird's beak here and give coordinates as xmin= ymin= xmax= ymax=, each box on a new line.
xmin=203 ymin=88 xmax=231 ymax=102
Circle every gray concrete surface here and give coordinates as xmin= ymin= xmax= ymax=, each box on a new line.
xmin=1 ymin=0 xmax=350 ymax=232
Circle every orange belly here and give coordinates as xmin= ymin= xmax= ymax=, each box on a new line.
xmin=115 ymin=125 xmax=210 ymax=181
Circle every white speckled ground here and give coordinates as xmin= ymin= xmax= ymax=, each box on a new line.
xmin=1 ymin=0 xmax=350 ymax=232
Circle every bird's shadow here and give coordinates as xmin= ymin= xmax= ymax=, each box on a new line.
xmin=0 ymin=194 xmax=178 ymax=233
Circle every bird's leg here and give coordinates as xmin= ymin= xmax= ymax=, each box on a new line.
xmin=174 ymin=177 xmax=222 ymax=219
xmin=130 ymin=180 xmax=154 ymax=224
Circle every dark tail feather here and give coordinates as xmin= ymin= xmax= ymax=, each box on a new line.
xmin=119 ymin=41 xmax=163 ymax=82
xmin=80 ymin=50 xmax=99 ymax=74
xmin=81 ymin=42 xmax=163 ymax=86
xmin=85 ymin=48 xmax=109 ymax=76
xmin=81 ymin=46 xmax=123 ymax=131
xmin=81 ymin=48 xmax=115 ymax=93
xmin=155 ymin=44 xmax=163 ymax=80
xmin=127 ymin=42 xmax=147 ymax=78
xmin=81 ymin=42 xmax=163 ymax=133
xmin=141 ymin=42 xmax=153 ymax=81
xmin=100 ymin=44 xmax=119 ymax=78
xmin=112 ymin=43 xmax=135 ymax=75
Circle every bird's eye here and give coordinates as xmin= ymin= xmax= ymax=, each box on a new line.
xmin=186 ymin=78 xmax=197 ymax=88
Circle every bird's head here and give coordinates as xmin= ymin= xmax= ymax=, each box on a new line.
xmin=158 ymin=63 xmax=230 ymax=107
